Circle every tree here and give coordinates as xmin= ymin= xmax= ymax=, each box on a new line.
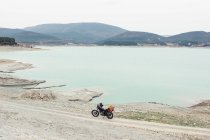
xmin=0 ymin=37 xmax=17 ymax=45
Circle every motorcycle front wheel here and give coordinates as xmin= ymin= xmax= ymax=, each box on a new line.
xmin=91 ymin=110 xmax=99 ymax=117
xmin=106 ymin=112 xmax=113 ymax=119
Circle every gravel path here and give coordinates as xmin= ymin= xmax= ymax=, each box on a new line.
xmin=0 ymin=100 xmax=209 ymax=140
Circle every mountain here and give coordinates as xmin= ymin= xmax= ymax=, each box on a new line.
xmin=165 ymin=31 xmax=210 ymax=46
xmin=0 ymin=28 xmax=61 ymax=43
xmin=98 ymin=31 xmax=167 ymax=46
xmin=24 ymin=23 xmax=127 ymax=44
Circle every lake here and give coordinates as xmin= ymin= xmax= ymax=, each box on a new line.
xmin=1 ymin=46 xmax=210 ymax=106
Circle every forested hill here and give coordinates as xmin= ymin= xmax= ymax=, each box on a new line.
xmin=0 ymin=28 xmax=62 ymax=43
xmin=97 ymin=31 xmax=166 ymax=46
xmin=98 ymin=31 xmax=210 ymax=46
xmin=164 ymin=31 xmax=210 ymax=46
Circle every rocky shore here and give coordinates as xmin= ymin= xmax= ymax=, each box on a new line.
xmin=0 ymin=59 xmax=33 ymax=73
xmin=0 ymin=58 xmax=103 ymax=102
xmin=0 ymin=59 xmax=45 ymax=87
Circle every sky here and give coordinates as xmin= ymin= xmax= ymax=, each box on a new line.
xmin=0 ymin=0 xmax=210 ymax=35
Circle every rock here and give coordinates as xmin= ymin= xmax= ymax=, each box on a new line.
xmin=0 ymin=59 xmax=33 ymax=73
xmin=0 ymin=74 xmax=45 ymax=87
xmin=20 ymin=90 xmax=56 ymax=101
xmin=67 ymin=89 xmax=103 ymax=102
xmin=190 ymin=100 xmax=210 ymax=108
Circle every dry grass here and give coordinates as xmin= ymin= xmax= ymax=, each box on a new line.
xmin=116 ymin=111 xmax=210 ymax=128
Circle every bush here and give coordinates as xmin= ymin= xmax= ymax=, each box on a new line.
xmin=0 ymin=37 xmax=17 ymax=45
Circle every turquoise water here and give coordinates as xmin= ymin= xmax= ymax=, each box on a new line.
xmin=1 ymin=46 xmax=210 ymax=106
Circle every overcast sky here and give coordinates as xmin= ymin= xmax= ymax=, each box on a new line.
xmin=0 ymin=0 xmax=209 ymax=35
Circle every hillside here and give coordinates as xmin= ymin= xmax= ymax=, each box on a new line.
xmin=0 ymin=28 xmax=62 ymax=43
xmin=24 ymin=22 xmax=127 ymax=44
xmin=99 ymin=31 xmax=210 ymax=46
xmin=98 ymin=31 xmax=167 ymax=46
xmin=165 ymin=31 xmax=210 ymax=46
xmin=1 ymin=24 xmax=210 ymax=46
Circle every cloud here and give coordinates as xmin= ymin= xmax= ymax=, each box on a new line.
xmin=0 ymin=0 xmax=209 ymax=34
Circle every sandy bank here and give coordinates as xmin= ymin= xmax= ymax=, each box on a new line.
xmin=0 ymin=46 xmax=40 ymax=52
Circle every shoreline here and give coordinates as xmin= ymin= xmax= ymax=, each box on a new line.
xmin=0 ymin=58 xmax=209 ymax=128
xmin=34 ymin=44 xmax=210 ymax=49
xmin=0 ymin=47 xmax=210 ymax=139
xmin=0 ymin=59 xmax=102 ymax=101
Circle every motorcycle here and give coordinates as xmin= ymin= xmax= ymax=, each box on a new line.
xmin=91 ymin=105 xmax=114 ymax=119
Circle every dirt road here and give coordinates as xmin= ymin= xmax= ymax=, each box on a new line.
xmin=0 ymin=100 xmax=210 ymax=140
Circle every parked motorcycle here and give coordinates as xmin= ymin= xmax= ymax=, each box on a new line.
xmin=91 ymin=105 xmax=114 ymax=119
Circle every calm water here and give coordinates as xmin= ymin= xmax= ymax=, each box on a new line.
xmin=1 ymin=46 xmax=210 ymax=106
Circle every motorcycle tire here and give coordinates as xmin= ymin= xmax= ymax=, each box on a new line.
xmin=91 ymin=110 xmax=99 ymax=117
xmin=106 ymin=112 xmax=113 ymax=119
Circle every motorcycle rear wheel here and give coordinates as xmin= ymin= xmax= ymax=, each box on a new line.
xmin=91 ymin=110 xmax=99 ymax=117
